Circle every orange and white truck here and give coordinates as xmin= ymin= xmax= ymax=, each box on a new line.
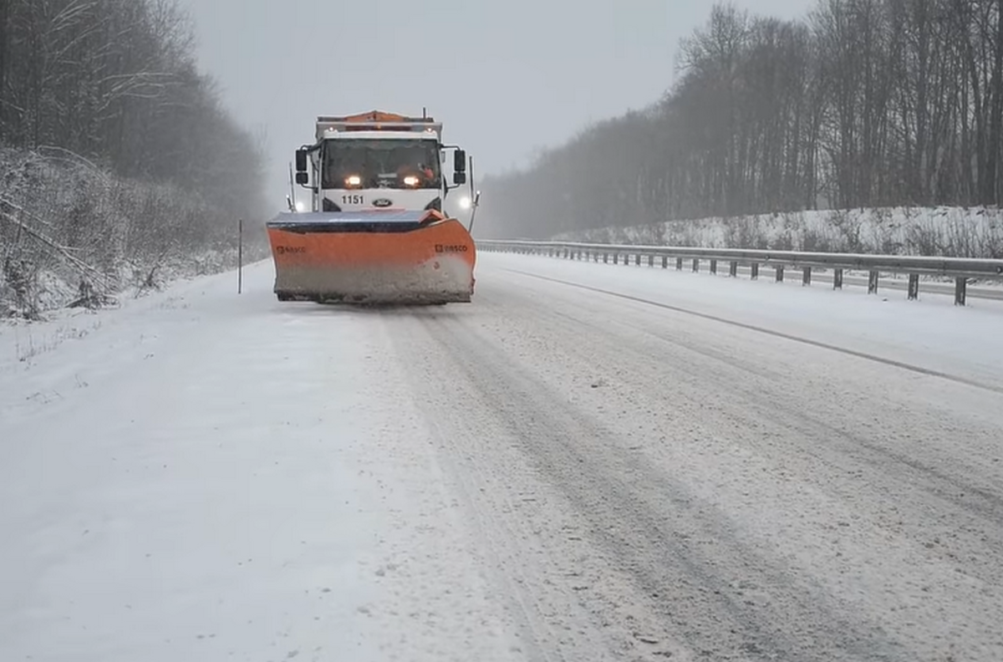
xmin=266 ymin=110 xmax=479 ymax=305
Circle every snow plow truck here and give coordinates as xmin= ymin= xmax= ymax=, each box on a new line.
xmin=266 ymin=110 xmax=479 ymax=305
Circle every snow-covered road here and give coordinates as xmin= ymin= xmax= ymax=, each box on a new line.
xmin=3 ymin=251 xmax=1003 ymax=661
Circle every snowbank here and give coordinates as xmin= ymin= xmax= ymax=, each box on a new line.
xmin=553 ymin=206 xmax=1003 ymax=260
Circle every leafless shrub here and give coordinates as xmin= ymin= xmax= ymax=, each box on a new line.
xmin=0 ymin=149 xmax=267 ymax=318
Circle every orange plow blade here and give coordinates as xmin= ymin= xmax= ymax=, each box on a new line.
xmin=266 ymin=210 xmax=476 ymax=305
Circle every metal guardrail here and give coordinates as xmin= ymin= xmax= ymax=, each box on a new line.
xmin=476 ymin=239 xmax=1003 ymax=306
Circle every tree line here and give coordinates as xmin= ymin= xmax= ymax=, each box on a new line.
xmin=475 ymin=0 xmax=1003 ymax=241
xmin=1 ymin=0 xmax=267 ymax=317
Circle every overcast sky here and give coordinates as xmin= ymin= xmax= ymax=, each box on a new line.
xmin=179 ymin=1 xmax=815 ymax=210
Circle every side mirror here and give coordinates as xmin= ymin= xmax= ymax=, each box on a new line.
xmin=453 ymin=149 xmax=466 ymax=173
xmin=295 ymin=171 xmax=309 ymax=185
xmin=295 ymin=149 xmax=308 ymax=172
xmin=453 ymin=171 xmax=467 ymax=185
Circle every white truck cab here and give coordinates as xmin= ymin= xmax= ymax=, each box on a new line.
xmin=291 ymin=110 xmax=469 ymax=216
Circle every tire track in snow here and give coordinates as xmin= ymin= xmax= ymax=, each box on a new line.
xmin=386 ymin=304 xmax=909 ymax=662
xmin=385 ymin=267 xmax=1003 ymax=660
xmin=382 ymin=308 xmax=639 ymax=662
xmin=481 ymin=276 xmax=1003 ymax=659
xmin=491 ymin=268 xmax=1003 ymax=582
xmin=618 ymin=318 xmax=1003 ymax=525
xmin=491 ymin=276 xmax=1003 ymax=608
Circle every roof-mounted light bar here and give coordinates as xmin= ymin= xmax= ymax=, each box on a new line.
xmin=314 ymin=110 xmax=442 ymax=140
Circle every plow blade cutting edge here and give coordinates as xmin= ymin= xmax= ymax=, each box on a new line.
xmin=266 ymin=209 xmax=476 ymax=305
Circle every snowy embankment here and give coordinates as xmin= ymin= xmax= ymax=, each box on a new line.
xmin=0 ymin=148 xmax=269 ymax=320
xmin=552 ymin=206 xmax=1002 ymax=279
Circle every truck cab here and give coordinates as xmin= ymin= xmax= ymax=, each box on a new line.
xmin=292 ymin=110 xmax=467 ymax=215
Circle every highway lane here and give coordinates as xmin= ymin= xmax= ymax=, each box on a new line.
xmin=3 ymin=252 xmax=1002 ymax=662
xmin=386 ymin=252 xmax=1003 ymax=660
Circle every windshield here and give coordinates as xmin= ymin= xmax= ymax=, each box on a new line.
xmin=322 ymin=138 xmax=441 ymax=189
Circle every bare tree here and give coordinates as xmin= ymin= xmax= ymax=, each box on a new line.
xmin=475 ymin=0 xmax=1003 ymax=245
xmin=0 ymin=0 xmax=267 ymax=317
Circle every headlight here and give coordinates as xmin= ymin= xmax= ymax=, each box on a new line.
xmin=458 ymin=196 xmax=472 ymax=210
xmin=345 ymin=175 xmax=361 ymax=187
xmin=403 ymin=175 xmax=419 ymax=187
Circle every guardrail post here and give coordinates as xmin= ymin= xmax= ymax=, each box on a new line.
xmin=603 ymin=252 xmax=609 ymax=263
xmin=955 ymin=277 xmax=967 ymax=306
xmin=729 ymin=261 xmax=738 ymax=277
xmin=908 ymin=274 xmax=919 ymax=300
xmin=613 ymin=253 xmax=619 ymax=264
xmin=751 ymin=263 xmax=759 ymax=280
xmin=692 ymin=258 xmax=700 ymax=273
xmin=833 ymin=268 xmax=843 ymax=289
xmin=676 ymin=257 xmax=683 ymax=271
xmin=662 ymin=255 xmax=668 ymax=269
xmin=868 ymin=270 xmax=879 ymax=294
xmin=776 ymin=266 xmax=784 ymax=282
xmin=635 ymin=254 xmax=641 ymax=266
xmin=710 ymin=259 xmax=718 ymax=275
xmin=625 ymin=253 xmax=631 ymax=267
xmin=648 ymin=254 xmax=654 ymax=267
xmin=803 ymin=267 xmax=812 ymax=286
